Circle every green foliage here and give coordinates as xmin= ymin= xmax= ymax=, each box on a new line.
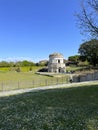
xmin=0 ymin=61 xmax=11 ymax=67
xmin=78 ymin=61 xmax=89 ymax=67
xmin=68 ymin=55 xmax=80 ymax=62
xmin=15 ymin=67 xmax=21 ymax=72
xmin=15 ymin=60 xmax=35 ymax=67
xmin=29 ymin=67 xmax=32 ymax=71
xmin=21 ymin=60 xmax=35 ymax=66
xmin=37 ymin=60 xmax=48 ymax=66
xmin=78 ymin=39 xmax=98 ymax=66
xmin=0 ymin=60 xmax=36 ymax=67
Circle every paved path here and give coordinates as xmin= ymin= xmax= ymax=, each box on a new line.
xmin=0 ymin=80 xmax=98 ymax=97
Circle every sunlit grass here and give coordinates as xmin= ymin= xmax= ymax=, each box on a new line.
xmin=66 ymin=66 xmax=82 ymax=72
xmin=0 ymin=66 xmax=69 ymax=91
xmin=0 ymin=66 xmax=47 ymax=81
xmin=0 ymin=84 xmax=98 ymax=129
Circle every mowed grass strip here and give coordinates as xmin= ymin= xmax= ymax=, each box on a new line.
xmin=0 ymin=84 xmax=98 ymax=130
xmin=0 ymin=66 xmax=44 ymax=81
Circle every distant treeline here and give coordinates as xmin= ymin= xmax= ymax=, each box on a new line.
xmin=0 ymin=60 xmax=48 ymax=67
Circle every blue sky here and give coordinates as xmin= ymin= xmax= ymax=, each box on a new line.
xmin=0 ymin=0 xmax=84 ymax=62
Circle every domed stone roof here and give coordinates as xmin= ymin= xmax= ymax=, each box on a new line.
xmin=49 ymin=52 xmax=64 ymax=58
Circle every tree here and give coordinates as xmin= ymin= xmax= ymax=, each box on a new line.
xmin=21 ymin=60 xmax=35 ymax=66
xmin=37 ymin=60 xmax=48 ymax=66
xmin=15 ymin=67 xmax=21 ymax=72
xmin=68 ymin=55 xmax=80 ymax=62
xmin=67 ymin=55 xmax=80 ymax=66
xmin=0 ymin=61 xmax=10 ymax=67
xmin=77 ymin=0 xmax=98 ymax=38
xmin=78 ymin=39 xmax=98 ymax=66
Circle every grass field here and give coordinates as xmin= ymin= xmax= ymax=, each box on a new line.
xmin=0 ymin=66 xmax=69 ymax=91
xmin=0 ymin=66 xmax=60 ymax=82
xmin=0 ymin=71 xmax=51 ymax=81
xmin=0 ymin=66 xmax=68 ymax=81
xmin=0 ymin=83 xmax=98 ymax=130
xmin=0 ymin=66 xmax=43 ymax=75
xmin=0 ymin=65 xmax=89 ymax=81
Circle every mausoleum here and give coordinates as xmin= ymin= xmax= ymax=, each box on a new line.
xmin=48 ymin=52 xmax=66 ymax=73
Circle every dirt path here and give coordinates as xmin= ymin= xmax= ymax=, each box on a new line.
xmin=0 ymin=80 xmax=98 ymax=97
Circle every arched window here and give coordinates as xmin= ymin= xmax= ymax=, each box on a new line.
xmin=58 ymin=60 xmax=60 ymax=63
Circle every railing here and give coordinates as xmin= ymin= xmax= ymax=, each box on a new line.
xmin=0 ymin=77 xmax=69 ymax=92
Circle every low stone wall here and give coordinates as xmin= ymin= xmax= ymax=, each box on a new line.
xmin=73 ymin=71 xmax=98 ymax=82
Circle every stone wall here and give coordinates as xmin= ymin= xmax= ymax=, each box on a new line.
xmin=73 ymin=71 xmax=98 ymax=82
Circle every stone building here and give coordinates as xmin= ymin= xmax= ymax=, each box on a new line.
xmin=48 ymin=52 xmax=66 ymax=73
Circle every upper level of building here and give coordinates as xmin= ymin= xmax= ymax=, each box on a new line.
xmin=49 ymin=52 xmax=64 ymax=64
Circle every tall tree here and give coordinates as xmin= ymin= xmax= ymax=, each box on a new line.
xmin=77 ymin=0 xmax=98 ymax=38
xmin=78 ymin=39 xmax=98 ymax=66
xmin=68 ymin=55 xmax=80 ymax=62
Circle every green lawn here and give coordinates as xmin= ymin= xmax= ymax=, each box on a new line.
xmin=0 ymin=71 xmax=51 ymax=81
xmin=0 ymin=67 xmax=69 ymax=91
xmin=66 ymin=66 xmax=81 ymax=71
xmin=0 ymin=84 xmax=98 ymax=129
xmin=0 ymin=66 xmax=68 ymax=81
xmin=0 ymin=66 xmax=54 ymax=84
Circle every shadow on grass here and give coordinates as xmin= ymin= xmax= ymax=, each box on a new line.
xmin=0 ymin=84 xmax=98 ymax=130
